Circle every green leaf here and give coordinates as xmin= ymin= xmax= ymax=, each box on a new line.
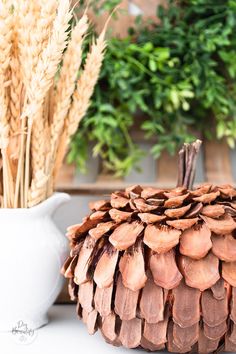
xmin=170 ymin=89 xmax=179 ymax=108
xmin=227 ymin=137 xmax=235 ymax=149
xmin=149 ymin=59 xmax=157 ymax=72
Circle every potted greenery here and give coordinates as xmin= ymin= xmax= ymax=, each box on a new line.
xmin=68 ymin=0 xmax=236 ymax=178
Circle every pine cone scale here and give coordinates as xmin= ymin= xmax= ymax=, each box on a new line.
xmin=119 ymin=243 xmax=147 ymax=291
xmin=201 ymin=289 xmax=228 ymax=327
xmin=211 ymin=278 xmax=225 ymax=300
xmin=229 ymin=323 xmax=236 ymax=344
xmin=222 ymin=261 xmax=236 ymax=286
xmin=172 ymin=279 xmax=201 ymax=328
xmin=231 ymin=287 xmax=236 ymax=322
xmin=172 ymin=322 xmax=199 ymax=349
xmin=139 ymin=276 xmax=164 ymax=323
xmin=114 ymin=274 xmax=139 ymax=321
xmin=204 ymin=321 xmax=227 ymax=341
xmin=100 ymin=312 xmax=117 ymax=342
xmin=119 ymin=318 xmax=142 ymax=349
xmin=143 ymin=312 xmax=169 ymax=346
xmin=179 ymin=223 xmax=212 ymax=259
xmin=150 ymin=250 xmax=183 ymax=289
xmin=109 ymin=221 xmax=144 ymax=250
xmin=94 ymin=284 xmax=113 ymax=317
xmin=93 ymin=246 xmax=118 ymax=288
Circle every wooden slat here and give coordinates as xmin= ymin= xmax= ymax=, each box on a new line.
xmin=86 ymin=0 xmax=166 ymax=38
xmin=56 ymin=140 xmax=236 ymax=196
xmin=88 ymin=0 xmax=130 ymax=38
xmin=56 ymin=183 xmax=168 ymax=195
xmin=204 ymin=140 xmax=233 ymax=184
xmin=230 ymin=148 xmax=236 ymax=181
xmin=156 ymin=151 xmax=178 ymax=188
xmin=56 ymin=163 xmax=75 ymax=187
xmin=132 ymin=0 xmax=166 ymax=17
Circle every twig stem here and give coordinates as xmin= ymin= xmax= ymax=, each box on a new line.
xmin=177 ymin=139 xmax=202 ymax=189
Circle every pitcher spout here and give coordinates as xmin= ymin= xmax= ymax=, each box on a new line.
xmin=31 ymin=193 xmax=70 ymax=217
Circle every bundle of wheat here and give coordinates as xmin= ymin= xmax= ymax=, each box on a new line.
xmin=0 ymin=0 xmax=106 ymax=208
xmin=62 ymin=140 xmax=236 ymax=353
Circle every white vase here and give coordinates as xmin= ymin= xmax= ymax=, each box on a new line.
xmin=0 ymin=193 xmax=70 ymax=331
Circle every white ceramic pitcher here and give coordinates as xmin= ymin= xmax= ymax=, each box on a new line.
xmin=0 ymin=193 xmax=70 ymax=331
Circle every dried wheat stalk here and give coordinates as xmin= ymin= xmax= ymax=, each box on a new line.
xmin=23 ymin=0 xmax=72 ymax=207
xmin=0 ymin=0 xmax=13 ymax=208
xmin=9 ymin=21 xmax=23 ymax=185
xmin=52 ymin=25 xmax=107 ymax=182
xmin=0 ymin=0 xmax=107 ymax=208
xmin=14 ymin=0 xmax=36 ymax=208
xmin=29 ymin=0 xmax=59 ymax=206
xmin=47 ymin=12 xmax=89 ymax=193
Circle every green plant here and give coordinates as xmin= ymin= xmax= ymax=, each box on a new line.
xmin=69 ymin=0 xmax=236 ymax=176
xmin=138 ymin=0 xmax=236 ymax=149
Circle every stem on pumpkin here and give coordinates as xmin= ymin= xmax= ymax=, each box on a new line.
xmin=177 ymin=147 xmax=185 ymax=187
xmin=177 ymin=139 xmax=202 ymax=189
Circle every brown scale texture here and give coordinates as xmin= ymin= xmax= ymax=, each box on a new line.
xmin=62 ymin=183 xmax=236 ymax=353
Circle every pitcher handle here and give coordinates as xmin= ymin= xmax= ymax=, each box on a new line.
xmin=31 ymin=193 xmax=71 ymax=217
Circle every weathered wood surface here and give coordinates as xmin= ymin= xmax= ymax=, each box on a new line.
xmin=204 ymin=140 xmax=233 ymax=184
xmin=56 ymin=139 xmax=235 ymax=194
xmin=76 ymin=0 xmax=165 ymax=37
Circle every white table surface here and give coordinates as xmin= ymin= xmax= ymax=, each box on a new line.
xmin=0 ymin=305 xmax=147 ymax=354
xmin=2 ymin=305 xmax=232 ymax=354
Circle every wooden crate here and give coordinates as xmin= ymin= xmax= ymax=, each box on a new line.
xmin=56 ymin=139 xmax=234 ymax=195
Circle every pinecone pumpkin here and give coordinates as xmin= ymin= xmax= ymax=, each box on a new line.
xmin=61 ymin=140 xmax=236 ymax=353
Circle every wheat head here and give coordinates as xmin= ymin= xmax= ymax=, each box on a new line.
xmin=66 ymin=31 xmax=106 ymax=138
xmin=28 ymin=1 xmax=59 ymax=206
xmin=22 ymin=0 xmax=72 ymax=123
xmin=27 ymin=0 xmax=72 ymax=207
xmin=53 ymin=28 xmax=106 ymax=180
xmin=49 ymin=12 xmax=89 ymax=178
